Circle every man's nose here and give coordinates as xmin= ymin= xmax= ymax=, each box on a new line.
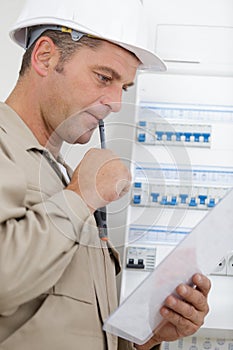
xmin=100 ymin=86 xmax=123 ymax=113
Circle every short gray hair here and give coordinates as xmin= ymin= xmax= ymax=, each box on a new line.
xmin=19 ymin=30 xmax=103 ymax=76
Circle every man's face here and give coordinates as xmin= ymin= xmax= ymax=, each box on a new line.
xmin=41 ymin=40 xmax=139 ymax=145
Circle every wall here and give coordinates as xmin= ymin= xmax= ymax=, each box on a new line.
xmin=0 ymin=0 xmax=25 ymax=100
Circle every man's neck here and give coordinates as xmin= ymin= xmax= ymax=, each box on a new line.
xmin=5 ymin=84 xmax=62 ymax=159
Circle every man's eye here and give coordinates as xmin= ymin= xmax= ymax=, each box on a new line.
xmin=97 ymin=74 xmax=111 ymax=83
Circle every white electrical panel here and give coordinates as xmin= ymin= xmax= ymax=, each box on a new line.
xmin=116 ymin=0 xmax=233 ymax=345
xmin=120 ymin=70 xmax=233 ymax=339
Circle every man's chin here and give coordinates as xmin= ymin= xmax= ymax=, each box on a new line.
xmin=73 ymin=130 xmax=95 ymax=145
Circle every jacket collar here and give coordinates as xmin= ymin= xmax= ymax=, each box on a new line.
xmin=0 ymin=102 xmax=46 ymax=153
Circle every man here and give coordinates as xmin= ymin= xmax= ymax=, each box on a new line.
xmin=0 ymin=0 xmax=210 ymax=349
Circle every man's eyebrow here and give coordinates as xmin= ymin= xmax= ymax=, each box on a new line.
xmin=124 ymin=81 xmax=135 ymax=88
xmin=93 ymin=65 xmax=135 ymax=87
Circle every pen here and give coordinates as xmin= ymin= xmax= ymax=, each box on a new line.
xmin=94 ymin=120 xmax=108 ymax=241
xmin=99 ymin=119 xmax=106 ymax=149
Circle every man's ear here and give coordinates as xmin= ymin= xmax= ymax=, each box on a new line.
xmin=31 ymin=37 xmax=57 ymax=77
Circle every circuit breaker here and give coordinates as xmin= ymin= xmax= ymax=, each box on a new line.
xmin=126 ymin=246 xmax=156 ymax=271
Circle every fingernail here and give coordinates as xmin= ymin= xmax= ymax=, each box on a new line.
xmin=161 ymin=307 xmax=169 ymax=316
xmin=180 ymin=284 xmax=188 ymax=295
xmin=195 ymin=274 xmax=202 ymax=283
xmin=169 ymin=296 xmax=177 ymax=306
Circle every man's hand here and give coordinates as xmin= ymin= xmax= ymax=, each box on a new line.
xmin=67 ymin=148 xmax=131 ymax=213
xmin=135 ymin=273 xmax=211 ymax=350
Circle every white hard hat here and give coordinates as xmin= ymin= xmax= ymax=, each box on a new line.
xmin=9 ymin=0 xmax=166 ymax=71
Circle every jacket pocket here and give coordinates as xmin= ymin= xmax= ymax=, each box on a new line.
xmin=54 ymin=245 xmax=95 ymax=304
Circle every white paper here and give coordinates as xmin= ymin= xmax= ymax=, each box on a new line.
xmin=103 ymin=188 xmax=233 ymax=345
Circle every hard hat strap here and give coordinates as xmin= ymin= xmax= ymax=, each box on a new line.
xmin=25 ymin=25 xmax=86 ymax=49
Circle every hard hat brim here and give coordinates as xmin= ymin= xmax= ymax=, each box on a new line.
xmin=111 ymin=41 xmax=167 ymax=71
xmin=10 ymin=18 xmax=167 ymax=71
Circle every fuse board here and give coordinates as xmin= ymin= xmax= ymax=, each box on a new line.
xmin=119 ymin=72 xmax=233 ymax=335
xmin=137 ymin=120 xmax=212 ymax=147
xmin=132 ymin=163 xmax=233 ymax=210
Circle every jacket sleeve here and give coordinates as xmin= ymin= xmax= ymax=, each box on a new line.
xmin=0 ymin=148 xmax=96 ymax=314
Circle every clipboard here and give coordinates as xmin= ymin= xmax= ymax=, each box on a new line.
xmin=103 ymin=188 xmax=233 ymax=345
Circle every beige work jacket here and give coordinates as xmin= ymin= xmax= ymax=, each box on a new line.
xmin=0 ymin=102 xmax=141 ymax=350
